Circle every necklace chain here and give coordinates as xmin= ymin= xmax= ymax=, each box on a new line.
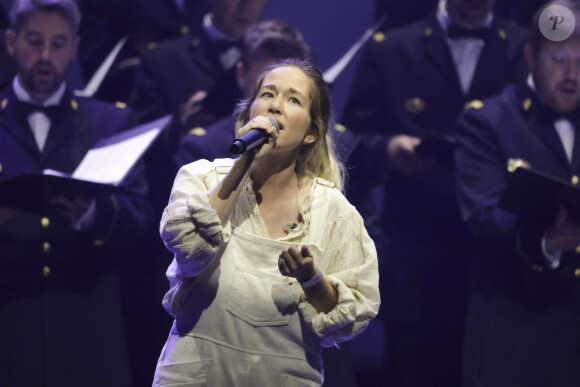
xmin=284 ymin=174 xmax=302 ymax=233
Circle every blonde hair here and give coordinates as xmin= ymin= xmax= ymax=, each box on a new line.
xmin=233 ymin=59 xmax=345 ymax=191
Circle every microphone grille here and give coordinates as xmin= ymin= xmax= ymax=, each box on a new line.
xmin=267 ymin=117 xmax=280 ymax=134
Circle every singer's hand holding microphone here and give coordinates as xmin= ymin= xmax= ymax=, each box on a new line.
xmin=230 ymin=116 xmax=280 ymax=157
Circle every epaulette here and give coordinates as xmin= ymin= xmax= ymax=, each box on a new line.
xmin=464 ymin=100 xmax=484 ymax=110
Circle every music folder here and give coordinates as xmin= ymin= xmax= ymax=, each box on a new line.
xmin=0 ymin=114 xmax=172 ymax=212
xmin=415 ymin=132 xmax=456 ymax=166
xmin=498 ymin=160 xmax=580 ymax=222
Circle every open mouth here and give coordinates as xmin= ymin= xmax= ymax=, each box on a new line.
xmin=34 ymin=64 xmax=54 ymax=82
xmin=559 ymin=85 xmax=578 ymax=95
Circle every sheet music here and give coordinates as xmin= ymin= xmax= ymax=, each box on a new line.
xmin=323 ymin=16 xmax=387 ymax=85
xmin=74 ymin=36 xmax=128 ymax=97
xmin=70 ymin=128 xmax=160 ymax=185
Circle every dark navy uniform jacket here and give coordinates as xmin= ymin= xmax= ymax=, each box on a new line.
xmin=129 ymin=30 xmax=240 ymax=128
xmin=456 ymin=85 xmax=580 ymax=387
xmin=0 ymin=85 xmax=153 ymax=387
xmin=78 ymin=0 xmax=209 ymax=103
xmin=177 ymin=116 xmax=236 ymax=167
xmin=128 ymin=29 xmax=241 ymax=217
xmin=342 ymin=12 xmax=529 ymax=324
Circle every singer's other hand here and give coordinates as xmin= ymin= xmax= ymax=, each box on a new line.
xmin=278 ymin=245 xmax=316 ymax=282
xmin=387 ymin=134 xmax=435 ymax=174
xmin=237 ymin=115 xmax=279 ymax=159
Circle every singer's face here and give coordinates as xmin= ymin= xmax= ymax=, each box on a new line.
xmin=250 ymin=65 xmax=315 ymax=151
xmin=6 ymin=11 xmax=77 ymax=103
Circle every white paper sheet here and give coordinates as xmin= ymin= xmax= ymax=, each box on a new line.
xmin=70 ymin=129 xmax=161 ymax=185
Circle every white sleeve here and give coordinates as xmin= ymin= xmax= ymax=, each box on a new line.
xmin=298 ymin=207 xmax=381 ymax=347
xmin=160 ymin=160 xmax=232 ymax=278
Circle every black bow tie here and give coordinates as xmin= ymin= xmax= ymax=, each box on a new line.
xmin=535 ymin=100 xmax=580 ymax=127
xmin=18 ymin=101 xmax=60 ymax=119
xmin=554 ymin=111 xmax=580 ymax=126
xmin=447 ymin=24 xmax=490 ymax=40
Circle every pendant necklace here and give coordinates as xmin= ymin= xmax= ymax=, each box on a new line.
xmin=283 ymin=175 xmax=302 ymax=233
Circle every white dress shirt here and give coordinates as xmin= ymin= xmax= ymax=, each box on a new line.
xmin=13 ymin=76 xmax=65 ymax=151
xmin=554 ymin=118 xmax=575 ymax=162
xmin=437 ymin=0 xmax=493 ymax=95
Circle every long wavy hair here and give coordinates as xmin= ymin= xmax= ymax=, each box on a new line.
xmin=233 ymin=58 xmax=345 ymax=191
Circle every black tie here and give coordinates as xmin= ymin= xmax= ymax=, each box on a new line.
xmin=18 ymin=101 xmax=60 ymax=120
xmin=447 ymin=24 xmax=490 ymax=40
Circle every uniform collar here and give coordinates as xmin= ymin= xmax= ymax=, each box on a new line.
xmin=12 ymin=76 xmax=66 ymax=107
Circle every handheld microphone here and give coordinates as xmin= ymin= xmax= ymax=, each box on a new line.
xmin=230 ymin=117 xmax=280 ymax=155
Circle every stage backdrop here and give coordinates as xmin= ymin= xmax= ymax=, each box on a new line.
xmin=262 ymin=1 xmax=374 ymax=121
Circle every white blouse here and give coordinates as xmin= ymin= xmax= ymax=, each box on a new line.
xmin=160 ymin=158 xmax=380 ymax=347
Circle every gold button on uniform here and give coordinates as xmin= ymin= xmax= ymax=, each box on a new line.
xmin=43 ymin=242 xmax=51 ymax=253
xmin=575 ymin=268 xmax=580 ymax=278
xmin=405 ymin=97 xmax=426 ymax=113
xmin=498 ymin=28 xmax=506 ymax=40
xmin=571 ymin=175 xmax=579 ymax=185
xmin=42 ymin=266 xmax=51 ymax=277
xmin=40 ymin=217 xmax=50 ymax=228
